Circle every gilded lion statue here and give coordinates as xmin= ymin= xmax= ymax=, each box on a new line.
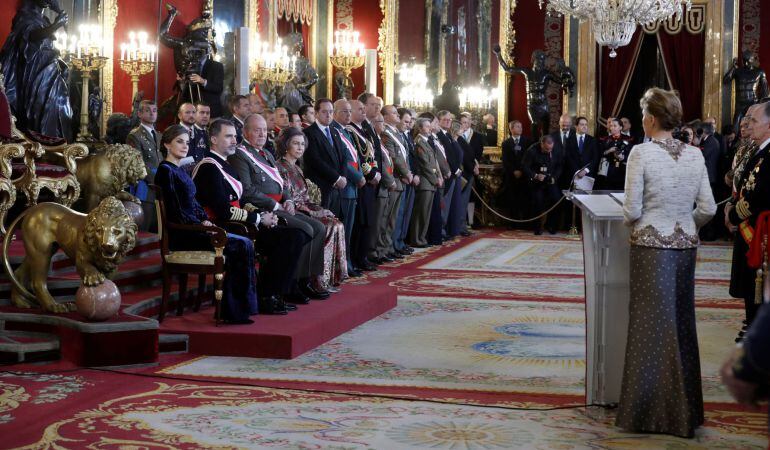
xmin=76 ymin=144 xmax=147 ymax=212
xmin=2 ymin=197 xmax=138 ymax=313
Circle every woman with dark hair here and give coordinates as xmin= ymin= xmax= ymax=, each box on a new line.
xmin=617 ymin=88 xmax=716 ymax=437
xmin=0 ymin=0 xmax=72 ymax=139
xmin=596 ymin=117 xmax=632 ymax=190
xmin=275 ymin=127 xmax=347 ymax=288
xmin=153 ymin=124 xmax=258 ymax=324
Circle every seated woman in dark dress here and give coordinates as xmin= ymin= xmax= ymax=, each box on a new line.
xmin=153 ymin=124 xmax=258 ymax=324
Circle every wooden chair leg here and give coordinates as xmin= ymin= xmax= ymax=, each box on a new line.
xmin=194 ymin=274 xmax=206 ymax=312
xmin=177 ymin=273 xmax=188 ymax=316
xmin=214 ymin=272 xmax=224 ymax=326
xmin=159 ymin=267 xmax=171 ymax=322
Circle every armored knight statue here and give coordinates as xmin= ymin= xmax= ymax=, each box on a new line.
xmin=0 ymin=0 xmax=73 ymax=140
xmin=159 ymin=1 xmax=225 ymax=117
xmin=724 ymin=51 xmax=769 ymax=133
xmin=494 ymin=46 xmax=574 ymax=137
xmin=276 ymin=33 xmax=318 ymax=112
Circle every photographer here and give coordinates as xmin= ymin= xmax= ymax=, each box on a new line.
xmin=522 ymin=135 xmax=562 ymax=235
xmin=596 ymin=118 xmax=632 ymax=190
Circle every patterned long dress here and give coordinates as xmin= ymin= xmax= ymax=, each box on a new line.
xmin=277 ymin=158 xmax=348 ymax=286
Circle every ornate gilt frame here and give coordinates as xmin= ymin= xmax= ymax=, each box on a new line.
xmin=378 ymin=0 xmax=398 ymax=103
xmin=497 ymin=0 xmax=516 ymax=145
xmin=99 ymin=0 xmax=118 ymax=138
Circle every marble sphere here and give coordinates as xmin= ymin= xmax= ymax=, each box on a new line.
xmin=75 ymin=279 xmax=122 ymax=321
xmin=121 ymin=199 xmax=145 ymax=229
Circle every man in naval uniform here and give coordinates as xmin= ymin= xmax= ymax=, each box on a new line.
xmin=726 ymin=101 xmax=770 ymax=341
xmin=193 ymin=118 xmax=309 ymax=314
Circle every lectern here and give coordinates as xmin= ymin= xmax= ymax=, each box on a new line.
xmin=570 ymin=192 xmax=630 ymax=405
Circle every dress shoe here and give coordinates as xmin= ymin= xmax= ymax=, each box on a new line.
xmin=259 ymin=296 xmax=288 ymax=315
xmin=348 ymin=268 xmax=363 ymax=278
xmin=283 ymin=302 xmax=298 ymax=311
xmin=300 ymin=283 xmax=330 ymax=300
xmin=534 ymin=229 xmax=543 ymax=236
xmin=388 ymin=252 xmax=404 ymax=260
xmin=460 ymin=230 xmax=471 ymax=237
xmin=284 ymin=292 xmax=310 ymax=305
xmin=359 ymin=261 xmax=377 ymax=271
xmin=402 ymin=246 xmax=415 ymax=254
xmin=223 ymin=318 xmax=255 ymax=325
xmin=547 ymin=228 xmax=557 ymax=235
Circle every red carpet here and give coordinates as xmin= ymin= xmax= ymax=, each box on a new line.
xmin=159 ymin=283 xmax=397 ymax=359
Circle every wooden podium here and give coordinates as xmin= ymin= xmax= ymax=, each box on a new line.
xmin=570 ymin=192 xmax=630 ymax=405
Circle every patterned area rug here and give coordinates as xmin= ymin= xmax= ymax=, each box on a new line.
xmin=421 ymin=237 xmax=733 ymax=280
xmin=162 ymin=296 xmax=741 ymax=403
xmin=4 ymin=373 xmax=765 ymax=450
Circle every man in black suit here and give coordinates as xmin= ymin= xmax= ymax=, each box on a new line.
xmin=436 ymin=110 xmax=464 ymax=238
xmin=501 ymin=120 xmax=532 ymax=221
xmin=188 ymin=102 xmax=210 ymax=163
xmin=700 ymin=121 xmax=723 ymax=241
xmin=522 ymin=135 xmax=563 ymax=235
xmin=302 ymin=98 xmax=347 ymax=218
xmin=225 ymin=95 xmax=250 ymax=144
xmin=564 ymin=116 xmax=599 ymax=188
xmin=184 ymin=58 xmax=224 ymax=118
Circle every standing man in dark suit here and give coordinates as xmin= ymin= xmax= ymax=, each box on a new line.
xmin=126 ymin=100 xmax=161 ymax=231
xmin=230 ymin=113 xmax=329 ymax=300
xmin=501 ymin=120 xmax=531 ymax=222
xmin=700 ymin=121 xmax=722 ymax=241
xmin=186 ymin=57 xmax=224 ymax=118
xmin=458 ymin=113 xmax=482 ymax=235
xmin=564 ymin=116 xmax=599 ymax=187
xmin=331 ymin=99 xmax=366 ymax=277
xmin=225 ymin=95 xmax=250 ymax=144
xmin=523 ymin=135 xmax=563 ymax=235
xmin=391 ymin=108 xmax=417 ymax=255
xmin=436 ymin=110 xmax=463 ymax=238
xmin=188 ymin=102 xmax=210 ymax=163
xmin=302 ymin=98 xmax=347 ymax=218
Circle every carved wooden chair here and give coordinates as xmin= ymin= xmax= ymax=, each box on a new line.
xmin=152 ymin=184 xmax=227 ymax=324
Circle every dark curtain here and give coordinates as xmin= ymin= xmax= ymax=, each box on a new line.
xmin=600 ymin=30 xmax=643 ymax=124
xmin=657 ymin=30 xmax=704 ymax=122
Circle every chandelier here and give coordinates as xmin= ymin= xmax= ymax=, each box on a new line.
xmin=397 ymin=62 xmax=433 ymax=110
xmin=459 ymin=86 xmax=497 ymax=113
xmin=250 ymin=36 xmax=296 ymax=84
xmin=539 ymin=0 xmax=690 ymax=57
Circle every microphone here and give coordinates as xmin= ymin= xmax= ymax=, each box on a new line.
xmin=567 ymin=162 xmax=593 ymax=199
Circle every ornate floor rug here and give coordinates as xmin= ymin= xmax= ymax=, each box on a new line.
xmin=3 ymin=371 xmax=766 ymax=449
xmin=421 ymin=237 xmax=733 ymax=280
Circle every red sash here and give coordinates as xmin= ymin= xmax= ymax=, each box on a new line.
xmin=337 ymin=130 xmax=359 ymax=165
xmin=239 ymin=146 xmax=284 ymax=190
xmin=747 ymin=211 xmax=770 ymax=270
xmin=266 ymin=193 xmax=282 ymax=202
xmin=192 ymin=157 xmax=243 ymax=199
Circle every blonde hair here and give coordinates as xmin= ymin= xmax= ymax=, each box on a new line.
xmin=639 ymin=88 xmax=682 ymax=131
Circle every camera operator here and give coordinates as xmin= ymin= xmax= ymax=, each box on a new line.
xmin=522 ymin=135 xmax=562 ymax=235
xmin=175 ymin=44 xmax=224 ymax=118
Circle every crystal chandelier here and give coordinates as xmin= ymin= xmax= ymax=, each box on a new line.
xmin=459 ymin=86 xmax=497 ymax=114
xmin=250 ymin=35 xmax=296 ymax=84
xmin=539 ymin=0 xmax=690 ymax=57
xmin=397 ymin=62 xmax=434 ymax=110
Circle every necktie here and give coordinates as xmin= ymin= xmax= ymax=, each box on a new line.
xmin=324 ymin=127 xmax=333 ymax=145
xmin=514 ymin=137 xmax=519 ymax=146
xmin=578 ymin=135 xmax=584 ymax=154
xmin=562 ymin=132 xmax=568 ymax=145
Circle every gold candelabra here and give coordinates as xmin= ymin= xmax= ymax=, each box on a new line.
xmin=119 ymin=31 xmax=157 ymax=100
xmin=250 ymin=35 xmax=296 ymax=88
xmin=330 ymin=30 xmax=365 ymax=99
xmin=71 ymin=55 xmax=108 ymax=141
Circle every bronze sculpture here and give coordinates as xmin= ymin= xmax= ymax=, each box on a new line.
xmin=724 ymin=51 xmax=769 ymax=132
xmin=75 ymin=144 xmax=147 ymax=212
xmin=276 ymin=33 xmax=318 ymax=111
xmin=0 ymin=0 xmax=73 ymax=140
xmin=3 ymin=196 xmax=138 ymax=313
xmin=493 ymin=46 xmax=574 ymax=137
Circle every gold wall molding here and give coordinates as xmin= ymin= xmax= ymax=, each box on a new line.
xmin=100 ymin=0 xmax=118 ymax=139
xmin=497 ymin=0 xmax=516 ymax=145
xmin=700 ymin=0 xmax=723 ymax=127
xmin=642 ymin=4 xmax=706 ymax=35
xmin=245 ymin=0 xmax=259 ymax=32
xmin=378 ymin=0 xmax=398 ymax=103
xmin=576 ymin=19 xmax=596 ymax=130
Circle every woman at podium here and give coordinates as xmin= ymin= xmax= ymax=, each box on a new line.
xmin=616 ymin=88 xmax=717 ymax=438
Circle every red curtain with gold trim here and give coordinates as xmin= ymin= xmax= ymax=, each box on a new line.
xmin=599 ymin=30 xmax=643 ymax=124
xmin=657 ymin=31 xmax=705 ymax=121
